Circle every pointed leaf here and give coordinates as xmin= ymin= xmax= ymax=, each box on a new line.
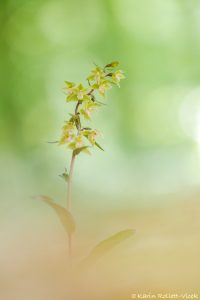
xmin=80 ymin=229 xmax=135 ymax=268
xmin=95 ymin=141 xmax=104 ymax=151
xmin=35 ymin=195 xmax=75 ymax=234
xmin=59 ymin=168 xmax=69 ymax=182
xmin=59 ymin=173 xmax=69 ymax=182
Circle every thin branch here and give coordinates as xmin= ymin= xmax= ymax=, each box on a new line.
xmin=75 ymin=100 xmax=81 ymax=114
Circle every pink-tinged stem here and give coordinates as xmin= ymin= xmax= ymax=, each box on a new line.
xmin=67 ymin=151 xmax=76 ymax=257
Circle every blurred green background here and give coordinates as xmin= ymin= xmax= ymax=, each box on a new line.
xmin=1 ymin=0 xmax=200 ymax=211
xmin=1 ymin=0 xmax=200 ymax=298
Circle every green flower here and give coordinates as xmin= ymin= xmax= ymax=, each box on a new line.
xmin=59 ymin=121 xmax=75 ymax=145
xmin=68 ymin=134 xmax=84 ymax=150
xmin=66 ymin=83 xmax=90 ymax=102
xmin=112 ymin=70 xmax=125 ymax=86
xmin=82 ymin=129 xmax=99 ymax=145
xmin=76 ymin=84 xmax=89 ymax=100
xmin=87 ymin=130 xmax=98 ymax=145
xmin=98 ymin=80 xmax=112 ymax=96
xmin=87 ymin=67 xmax=105 ymax=84
xmin=80 ymin=100 xmax=100 ymax=120
xmin=62 ymin=121 xmax=75 ymax=133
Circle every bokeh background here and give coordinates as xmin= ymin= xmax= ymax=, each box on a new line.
xmin=1 ymin=0 xmax=200 ymax=299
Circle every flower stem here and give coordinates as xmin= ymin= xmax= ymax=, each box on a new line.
xmin=67 ymin=151 xmax=76 ymax=211
xmin=67 ymin=150 xmax=76 ymax=257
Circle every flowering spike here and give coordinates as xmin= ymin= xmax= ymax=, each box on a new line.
xmin=59 ymin=62 xmax=125 ymax=154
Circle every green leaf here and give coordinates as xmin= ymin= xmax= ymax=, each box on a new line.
xmin=35 ymin=195 xmax=75 ymax=234
xmin=80 ymin=229 xmax=135 ymax=268
xmin=74 ymin=146 xmax=90 ymax=156
xmin=95 ymin=141 xmax=104 ymax=151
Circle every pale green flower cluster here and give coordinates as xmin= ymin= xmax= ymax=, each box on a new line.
xmin=59 ymin=61 xmax=125 ymax=154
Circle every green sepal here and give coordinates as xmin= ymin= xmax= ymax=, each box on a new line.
xmin=74 ymin=146 xmax=91 ymax=156
xmin=91 ymin=83 xmax=99 ymax=90
xmin=82 ymin=94 xmax=92 ymax=102
xmin=66 ymin=94 xmax=77 ymax=102
xmin=105 ymin=61 xmax=119 ymax=68
xmin=64 ymin=81 xmax=76 ymax=88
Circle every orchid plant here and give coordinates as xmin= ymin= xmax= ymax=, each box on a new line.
xmin=37 ymin=61 xmax=134 ymax=266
